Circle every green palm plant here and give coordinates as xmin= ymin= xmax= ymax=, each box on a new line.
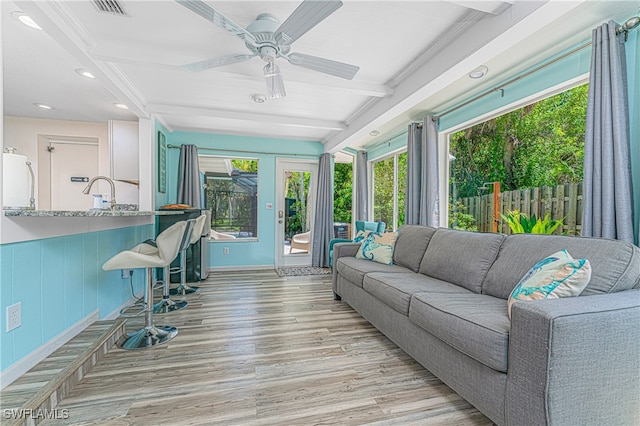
xmin=500 ymin=210 xmax=564 ymax=234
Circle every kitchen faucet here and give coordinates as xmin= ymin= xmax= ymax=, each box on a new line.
xmin=82 ymin=176 xmax=117 ymax=210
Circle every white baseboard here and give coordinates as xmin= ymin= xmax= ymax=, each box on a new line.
xmin=208 ymin=265 xmax=274 ymax=272
xmin=0 ymin=310 xmax=99 ymax=390
xmin=103 ymin=291 xmax=144 ymax=320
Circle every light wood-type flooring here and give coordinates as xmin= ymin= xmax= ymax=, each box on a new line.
xmin=41 ymin=270 xmax=493 ymax=425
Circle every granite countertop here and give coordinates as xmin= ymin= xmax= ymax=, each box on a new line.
xmin=4 ymin=209 xmax=184 ymax=217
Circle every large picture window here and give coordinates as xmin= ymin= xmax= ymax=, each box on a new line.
xmin=201 ymin=156 xmax=258 ymax=239
xmin=372 ymin=151 xmax=406 ymax=231
xmin=448 ymin=83 xmax=588 ymax=235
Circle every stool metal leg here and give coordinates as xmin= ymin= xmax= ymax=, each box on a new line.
xmin=117 ymin=267 xmax=178 ymax=350
xmin=153 ymin=265 xmax=188 ymax=314
xmin=169 ymin=249 xmax=200 ymax=295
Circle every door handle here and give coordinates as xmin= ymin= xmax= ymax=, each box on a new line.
xmin=278 ymin=210 xmax=284 ymax=218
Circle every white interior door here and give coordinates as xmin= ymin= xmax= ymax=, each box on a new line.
xmin=275 ymin=159 xmax=317 ymax=268
xmin=49 ymin=141 xmax=99 ymax=210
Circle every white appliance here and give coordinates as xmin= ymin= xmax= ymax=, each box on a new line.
xmin=3 ymin=147 xmax=35 ymax=210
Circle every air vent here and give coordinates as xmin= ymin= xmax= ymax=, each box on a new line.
xmin=93 ymin=0 xmax=128 ymax=16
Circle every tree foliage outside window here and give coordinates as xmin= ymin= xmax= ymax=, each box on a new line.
xmin=204 ymin=159 xmax=258 ymax=238
xmin=333 ymin=162 xmax=352 ymax=224
xmin=450 ymin=84 xmax=588 ymax=199
xmin=372 ymin=151 xmax=407 ymax=230
xmin=284 ymin=170 xmax=310 ymax=239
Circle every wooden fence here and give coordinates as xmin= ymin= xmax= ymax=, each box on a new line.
xmin=458 ymin=182 xmax=583 ymax=235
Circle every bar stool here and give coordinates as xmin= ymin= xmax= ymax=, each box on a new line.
xmin=102 ymin=221 xmax=186 ymax=349
xmin=170 ymin=214 xmax=207 ymax=296
xmin=148 ymin=220 xmax=194 ymax=314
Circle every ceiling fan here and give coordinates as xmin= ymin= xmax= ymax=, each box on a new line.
xmin=176 ymin=0 xmax=360 ymax=99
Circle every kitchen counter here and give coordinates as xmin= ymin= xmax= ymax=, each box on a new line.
xmin=4 ymin=209 xmax=184 ymax=217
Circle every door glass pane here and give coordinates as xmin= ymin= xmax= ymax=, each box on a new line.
xmin=373 ymin=157 xmax=394 ymax=226
xmin=284 ymin=170 xmax=311 ymax=255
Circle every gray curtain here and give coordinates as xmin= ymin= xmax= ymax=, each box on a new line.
xmin=312 ymin=153 xmax=333 ymax=267
xmin=177 ymin=144 xmax=202 ymax=209
xmin=405 ymin=117 xmax=440 ymax=226
xmin=583 ymin=21 xmax=634 ymax=243
xmin=355 ymin=150 xmax=368 ymax=221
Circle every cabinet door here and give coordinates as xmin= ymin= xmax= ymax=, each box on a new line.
xmin=109 ymin=120 xmax=139 ymax=182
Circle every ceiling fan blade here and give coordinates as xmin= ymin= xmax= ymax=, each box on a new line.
xmin=274 ymin=0 xmax=343 ymax=46
xmin=182 ymin=53 xmax=256 ymax=72
xmin=286 ymin=53 xmax=359 ymax=80
xmin=176 ymin=0 xmax=257 ymax=47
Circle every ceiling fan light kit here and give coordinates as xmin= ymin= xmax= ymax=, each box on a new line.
xmin=264 ymin=62 xmax=286 ymax=99
xmin=177 ymin=0 xmax=359 ymax=98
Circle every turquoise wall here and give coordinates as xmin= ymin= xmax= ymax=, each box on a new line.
xmin=368 ymin=132 xmax=409 ymax=161
xmin=0 ymin=224 xmax=153 ymax=371
xmin=164 ymin=130 xmax=323 ymax=267
xmin=438 ymin=43 xmax=592 ymax=132
xmin=627 ymin=29 xmax=640 ymax=245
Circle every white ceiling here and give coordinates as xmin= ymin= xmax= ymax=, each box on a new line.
xmin=3 ymin=1 xmax=639 ymax=153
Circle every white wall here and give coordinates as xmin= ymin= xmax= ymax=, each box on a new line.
xmin=3 ymin=116 xmax=138 ymax=207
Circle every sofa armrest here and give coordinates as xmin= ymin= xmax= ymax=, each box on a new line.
xmin=506 ymin=290 xmax=640 ymax=426
xmin=332 ymin=242 xmax=361 ymax=298
xmin=329 ymin=238 xmax=353 ymax=251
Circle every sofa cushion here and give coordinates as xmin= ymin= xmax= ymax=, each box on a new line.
xmin=393 ymin=225 xmax=437 ymax=272
xmin=335 ymin=257 xmax=410 ymax=288
xmin=355 ymin=231 xmax=398 ymax=265
xmin=507 ymin=250 xmax=591 ymax=318
xmin=409 ymin=293 xmax=510 ymax=372
xmin=419 ymin=228 xmax=506 ymax=293
xmin=483 ymin=234 xmax=640 ymax=300
xmin=363 ymin=272 xmax=474 ymax=316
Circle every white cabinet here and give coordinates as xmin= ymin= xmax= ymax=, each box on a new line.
xmin=109 ymin=120 xmax=139 ymax=182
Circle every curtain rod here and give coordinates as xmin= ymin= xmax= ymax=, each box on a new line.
xmin=167 ymin=144 xmax=321 ymax=158
xmin=366 ymin=17 xmax=637 ymax=153
xmin=434 ymin=17 xmax=638 ymax=121
xmin=433 ymin=41 xmax=592 ymax=121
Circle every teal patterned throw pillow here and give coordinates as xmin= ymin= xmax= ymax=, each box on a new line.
xmin=355 ymin=232 xmax=398 ymax=265
xmin=352 ymin=230 xmax=371 ymax=243
xmin=507 ymin=250 xmax=591 ymax=319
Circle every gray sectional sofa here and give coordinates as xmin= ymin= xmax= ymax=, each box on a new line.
xmin=332 ymin=225 xmax=640 ymax=425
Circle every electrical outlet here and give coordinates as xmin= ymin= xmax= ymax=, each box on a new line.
xmin=223 ymin=247 xmax=229 ymax=255
xmin=121 ymin=269 xmax=133 ymax=279
xmin=6 ymin=302 xmax=22 ymax=332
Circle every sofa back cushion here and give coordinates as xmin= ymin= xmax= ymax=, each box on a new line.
xmin=483 ymin=234 xmax=640 ymax=300
xmin=419 ymin=228 xmax=506 ymax=293
xmin=393 ymin=225 xmax=437 ymax=272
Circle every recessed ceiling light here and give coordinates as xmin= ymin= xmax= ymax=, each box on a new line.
xmin=369 ymin=130 xmax=380 ymax=137
xmin=75 ymin=68 xmax=95 ymax=79
xmin=33 ymin=103 xmax=53 ymax=110
xmin=12 ymin=12 xmax=41 ymax=30
xmin=469 ymin=65 xmax=489 ymax=79
xmin=114 ymin=103 xmax=129 ymax=110
xmin=250 ymin=93 xmax=267 ymax=104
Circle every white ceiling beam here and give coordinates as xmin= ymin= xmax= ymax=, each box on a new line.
xmin=324 ymin=0 xmax=586 ymax=154
xmin=146 ymin=103 xmax=346 ymax=131
xmin=88 ymin=50 xmax=392 ymax=98
xmin=449 ymin=1 xmax=513 ymax=15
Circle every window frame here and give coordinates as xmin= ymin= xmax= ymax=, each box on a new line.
xmin=200 ymin=155 xmax=259 ymax=242
xmin=369 ymin=147 xmax=407 ymax=231
xmin=441 ymin=75 xmax=589 ymax=229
